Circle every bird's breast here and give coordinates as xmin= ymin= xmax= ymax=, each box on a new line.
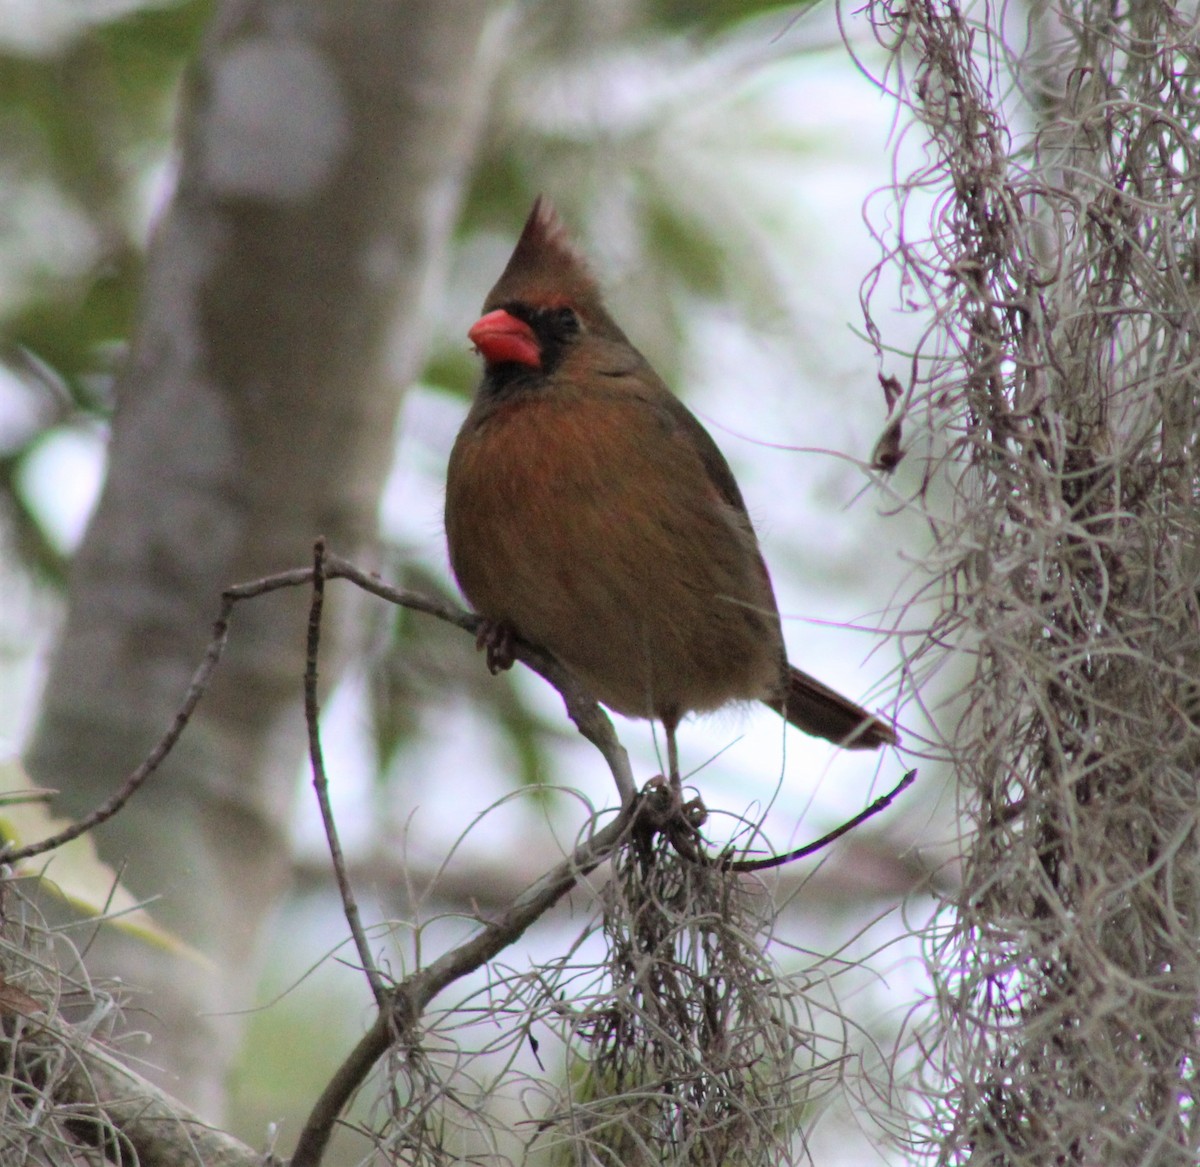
xmin=445 ymin=390 xmax=784 ymax=721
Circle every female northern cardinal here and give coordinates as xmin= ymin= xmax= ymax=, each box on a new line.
xmin=446 ymin=197 xmax=896 ymax=786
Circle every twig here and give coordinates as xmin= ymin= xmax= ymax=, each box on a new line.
xmin=4 ymin=567 xmax=318 ymax=865
xmin=6 ymin=556 xmax=635 ymax=863
xmin=1 ymin=600 xmax=240 ymax=865
xmin=723 ymin=769 xmax=917 ymax=873
xmin=288 ymin=802 xmax=639 ymax=1167
xmin=322 ymin=553 xmax=637 ymax=806
xmin=305 ymin=540 xmax=387 ymax=1007
xmin=10 ymin=544 xmax=908 ymax=1163
xmin=6 ymin=549 xmax=642 ymax=1166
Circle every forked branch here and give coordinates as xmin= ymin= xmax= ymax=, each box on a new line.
xmin=5 ymin=546 xmax=907 ymax=1167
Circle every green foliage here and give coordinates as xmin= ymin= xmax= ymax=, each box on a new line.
xmin=456 ymin=152 xmax=542 ymax=242
xmin=0 ymin=759 xmax=198 ymax=958
xmin=648 ymin=0 xmax=812 ymax=32
xmin=92 ymin=1 xmax=213 ymax=103
xmin=420 ymin=346 xmax=478 ymax=403
xmin=7 ymin=259 xmax=138 ymax=397
xmin=0 ymin=1 xmax=209 ymax=580
xmin=644 ymin=199 xmax=727 ymax=298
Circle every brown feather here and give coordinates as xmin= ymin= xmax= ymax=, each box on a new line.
xmin=447 ymin=196 xmax=897 ymax=756
xmin=447 ymin=382 xmax=783 ymax=722
xmin=781 ymin=666 xmax=899 ymax=749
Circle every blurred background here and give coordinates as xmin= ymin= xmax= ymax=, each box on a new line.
xmin=0 ymin=0 xmax=951 ymax=1162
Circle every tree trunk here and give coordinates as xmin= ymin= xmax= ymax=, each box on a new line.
xmin=25 ymin=0 xmax=501 ymax=1119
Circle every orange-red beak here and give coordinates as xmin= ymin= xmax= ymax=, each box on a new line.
xmin=468 ymin=309 xmax=541 ymax=369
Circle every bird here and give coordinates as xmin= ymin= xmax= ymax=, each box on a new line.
xmin=445 ymin=196 xmax=896 ymax=792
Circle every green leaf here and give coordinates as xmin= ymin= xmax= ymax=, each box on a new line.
xmin=644 ymin=198 xmax=727 ymax=298
xmin=7 ymin=254 xmax=140 ymax=396
xmin=647 ymin=0 xmax=819 ymax=33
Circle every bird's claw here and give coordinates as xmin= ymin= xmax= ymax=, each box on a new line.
xmin=476 ymin=619 xmax=516 ymax=674
xmin=682 ymin=796 xmax=708 ymax=829
xmin=636 ymin=777 xmax=708 ymax=834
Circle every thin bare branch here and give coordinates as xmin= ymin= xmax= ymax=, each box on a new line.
xmin=323 ymin=553 xmax=638 ymax=806
xmin=2 ymin=597 xmax=238 ymax=865
xmin=4 ymin=547 xmax=647 ymax=1164
xmin=289 ymin=803 xmax=638 ymax=1167
xmin=305 ymin=540 xmax=388 ymax=1007
xmin=725 ymin=769 xmax=917 ymax=873
xmin=7 ymin=554 xmax=636 ymax=865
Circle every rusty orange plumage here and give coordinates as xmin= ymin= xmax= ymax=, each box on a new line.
xmin=445 ymin=197 xmax=896 ymax=785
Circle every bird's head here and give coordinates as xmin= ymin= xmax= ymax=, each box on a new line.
xmin=468 ymin=197 xmax=630 ymax=381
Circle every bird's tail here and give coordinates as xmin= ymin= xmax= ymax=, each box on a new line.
xmin=770 ymin=665 xmax=898 ymax=750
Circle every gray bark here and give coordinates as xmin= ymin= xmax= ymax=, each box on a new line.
xmin=26 ymin=0 xmax=500 ymax=1120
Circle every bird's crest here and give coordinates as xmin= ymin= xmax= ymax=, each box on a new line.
xmin=483 ymin=196 xmax=606 ymax=317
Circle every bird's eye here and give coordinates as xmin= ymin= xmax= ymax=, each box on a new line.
xmin=546 ymin=306 xmax=580 ymax=337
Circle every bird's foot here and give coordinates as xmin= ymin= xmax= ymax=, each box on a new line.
xmin=475 ymin=619 xmax=516 ymax=674
xmin=633 ymin=777 xmax=708 ymax=864
xmin=638 ymin=775 xmax=677 ymax=827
